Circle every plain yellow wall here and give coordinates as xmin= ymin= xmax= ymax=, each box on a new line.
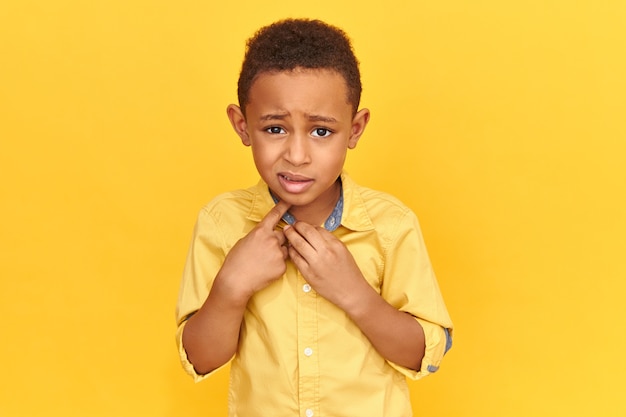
xmin=1 ymin=1 xmax=625 ymax=416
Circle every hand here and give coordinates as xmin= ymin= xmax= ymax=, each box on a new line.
xmin=217 ymin=200 xmax=291 ymax=301
xmin=284 ymin=222 xmax=369 ymax=310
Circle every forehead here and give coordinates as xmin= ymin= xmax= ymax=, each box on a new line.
xmin=245 ymin=69 xmax=353 ymax=117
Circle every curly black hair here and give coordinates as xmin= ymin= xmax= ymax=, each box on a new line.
xmin=237 ymin=19 xmax=362 ymax=115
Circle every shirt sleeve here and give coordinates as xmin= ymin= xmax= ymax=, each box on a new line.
xmin=175 ymin=319 xmax=231 ymax=382
xmin=380 ymin=210 xmax=454 ymax=381
xmin=175 ymin=207 xmax=231 ymax=381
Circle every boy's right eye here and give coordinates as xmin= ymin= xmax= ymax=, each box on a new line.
xmin=265 ymin=126 xmax=285 ymax=134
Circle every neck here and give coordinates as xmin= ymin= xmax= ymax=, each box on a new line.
xmin=290 ymin=180 xmax=341 ymax=226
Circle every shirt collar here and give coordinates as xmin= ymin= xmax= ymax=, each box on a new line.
xmin=270 ymin=184 xmax=343 ymax=232
xmin=247 ymin=172 xmax=374 ymax=232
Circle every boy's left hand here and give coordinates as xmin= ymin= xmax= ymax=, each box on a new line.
xmin=284 ymin=222 xmax=369 ymax=310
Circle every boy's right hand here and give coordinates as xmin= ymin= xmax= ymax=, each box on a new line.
xmin=215 ymin=200 xmax=291 ymax=302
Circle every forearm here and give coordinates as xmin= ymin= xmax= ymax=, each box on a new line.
xmin=182 ymin=275 xmax=250 ymax=375
xmin=344 ymin=283 xmax=425 ymax=371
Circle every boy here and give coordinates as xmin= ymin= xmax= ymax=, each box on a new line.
xmin=176 ymin=19 xmax=453 ymax=417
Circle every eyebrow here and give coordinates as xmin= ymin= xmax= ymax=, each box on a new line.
xmin=306 ymin=113 xmax=338 ymax=124
xmin=258 ymin=112 xmax=338 ymax=124
xmin=259 ymin=112 xmax=289 ymax=121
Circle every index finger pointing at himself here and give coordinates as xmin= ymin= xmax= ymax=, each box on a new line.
xmin=259 ymin=199 xmax=291 ymax=229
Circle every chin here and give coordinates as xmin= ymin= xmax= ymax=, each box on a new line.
xmin=279 ymin=190 xmax=320 ymax=207
xmin=277 ymin=194 xmax=313 ymax=207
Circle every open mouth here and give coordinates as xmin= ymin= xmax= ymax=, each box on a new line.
xmin=279 ymin=174 xmax=311 ymax=182
xmin=278 ymin=173 xmax=313 ymax=193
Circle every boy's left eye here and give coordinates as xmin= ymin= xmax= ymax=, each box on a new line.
xmin=311 ymin=128 xmax=332 ymax=138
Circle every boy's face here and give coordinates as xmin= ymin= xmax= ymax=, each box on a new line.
xmin=228 ymin=69 xmax=369 ymax=217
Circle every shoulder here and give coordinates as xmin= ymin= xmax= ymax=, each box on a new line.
xmin=201 ymin=187 xmax=254 ymax=212
xmin=343 ymin=172 xmax=410 ymax=211
xmin=350 ymin=179 xmax=416 ymax=224
xmin=191 ymin=185 xmax=261 ymax=244
xmin=358 ymin=185 xmax=411 ymax=213
xmin=342 ymin=174 xmax=421 ymax=244
xmin=197 ymin=184 xmax=260 ymax=225
xmin=363 ymin=187 xmax=420 ymax=241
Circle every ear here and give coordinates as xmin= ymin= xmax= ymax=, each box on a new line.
xmin=347 ymin=108 xmax=370 ymax=149
xmin=226 ymin=104 xmax=251 ymax=146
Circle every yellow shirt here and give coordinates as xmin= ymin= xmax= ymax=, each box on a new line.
xmin=176 ymin=172 xmax=453 ymax=417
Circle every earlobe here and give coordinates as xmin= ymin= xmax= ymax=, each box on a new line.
xmin=348 ymin=108 xmax=371 ymax=149
xmin=226 ymin=104 xmax=251 ymax=146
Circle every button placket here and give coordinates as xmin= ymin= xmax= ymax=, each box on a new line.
xmin=297 ymin=272 xmax=319 ymax=417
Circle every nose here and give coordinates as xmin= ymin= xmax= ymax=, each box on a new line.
xmin=283 ymin=134 xmax=311 ymax=166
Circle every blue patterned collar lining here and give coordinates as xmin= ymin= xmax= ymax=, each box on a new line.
xmin=269 ymin=182 xmax=343 ymax=232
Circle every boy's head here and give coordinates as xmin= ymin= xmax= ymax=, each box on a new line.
xmin=237 ymin=19 xmax=362 ymax=115
xmin=227 ymin=19 xmax=370 ymax=220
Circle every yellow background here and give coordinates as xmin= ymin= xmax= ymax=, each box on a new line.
xmin=1 ymin=1 xmax=625 ymax=416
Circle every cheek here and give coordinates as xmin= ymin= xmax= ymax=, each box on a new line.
xmin=251 ymin=145 xmax=282 ymax=177
xmin=251 ymin=145 xmax=274 ymax=164
xmin=318 ymin=147 xmax=348 ymax=170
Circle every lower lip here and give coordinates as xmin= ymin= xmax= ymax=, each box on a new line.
xmin=278 ymin=175 xmax=314 ymax=194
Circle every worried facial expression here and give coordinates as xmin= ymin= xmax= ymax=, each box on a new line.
xmin=228 ymin=69 xmax=369 ymax=222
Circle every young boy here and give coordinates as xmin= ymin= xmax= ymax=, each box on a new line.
xmin=176 ymin=19 xmax=453 ymax=417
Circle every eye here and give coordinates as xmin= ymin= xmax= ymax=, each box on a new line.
xmin=311 ymin=128 xmax=332 ymax=138
xmin=265 ymin=126 xmax=286 ymax=134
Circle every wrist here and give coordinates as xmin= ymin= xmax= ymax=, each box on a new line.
xmin=212 ymin=270 xmax=254 ymax=309
xmin=338 ymin=279 xmax=379 ymax=319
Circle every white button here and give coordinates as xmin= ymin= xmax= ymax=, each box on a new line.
xmin=304 ymin=347 xmax=313 ymax=357
xmin=302 ymin=284 xmax=311 ymax=293
xmin=305 ymin=409 xmax=314 ymax=417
